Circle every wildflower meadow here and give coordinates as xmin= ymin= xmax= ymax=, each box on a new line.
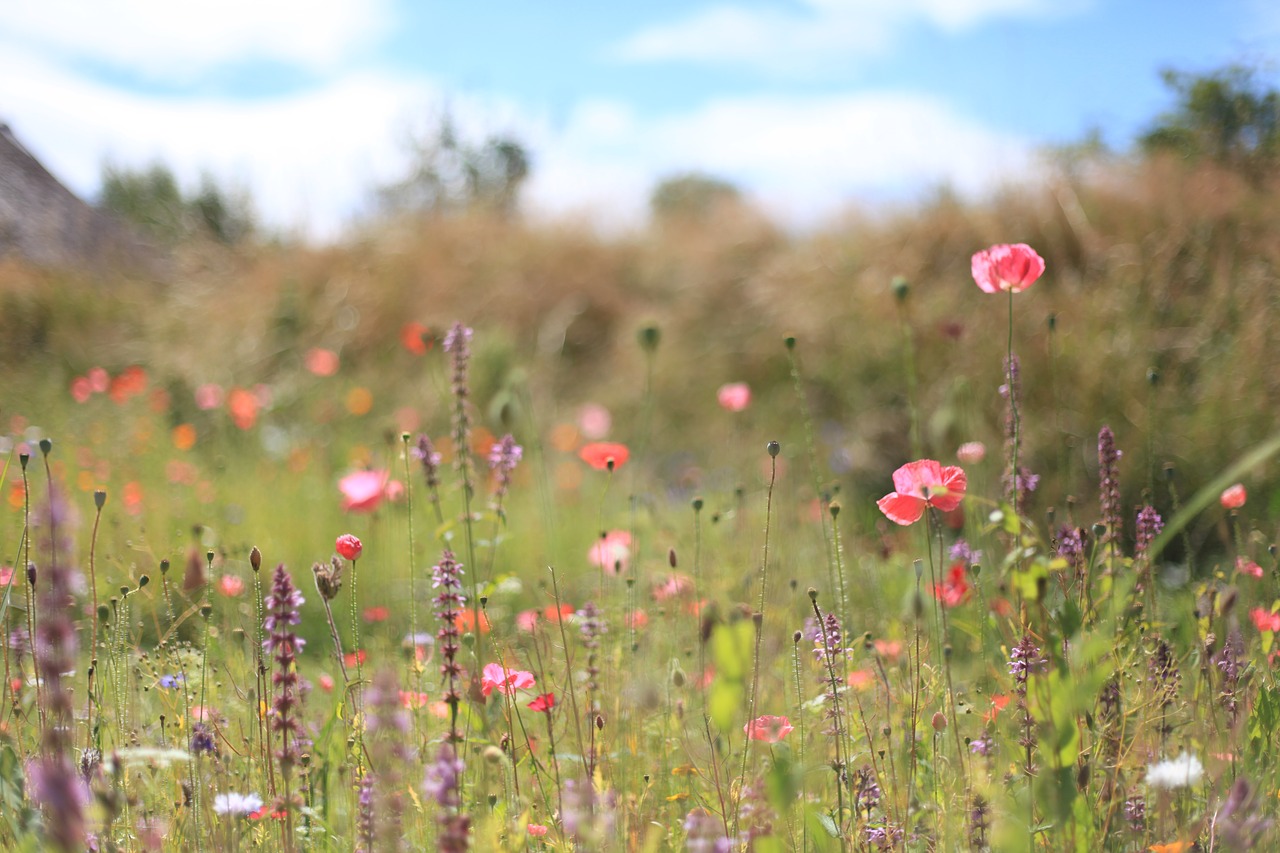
xmin=2 ymin=210 xmax=1279 ymax=853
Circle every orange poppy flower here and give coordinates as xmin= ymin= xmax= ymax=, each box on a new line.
xmin=579 ymin=441 xmax=629 ymax=471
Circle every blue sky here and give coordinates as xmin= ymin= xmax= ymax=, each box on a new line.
xmin=2 ymin=0 xmax=1277 ymax=239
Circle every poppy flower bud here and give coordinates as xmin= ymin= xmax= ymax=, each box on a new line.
xmin=138 ymin=574 xmax=150 ymax=589
xmin=931 ymin=711 xmax=947 ymax=732
xmin=19 ymin=453 xmax=29 ymax=470
xmin=668 ymin=548 xmax=678 ymax=568
xmin=94 ymin=490 xmax=107 ymax=510
xmin=784 ymin=335 xmax=796 ymax=350
xmin=39 ymin=438 xmax=52 ymax=456
xmin=692 ymin=497 xmax=703 ymax=511
xmin=335 ymin=534 xmax=363 ymax=562
xmin=638 ymin=324 xmax=661 ymax=353
xmin=767 ymin=440 xmax=780 ymax=458
xmin=250 ymin=546 xmax=262 ymax=573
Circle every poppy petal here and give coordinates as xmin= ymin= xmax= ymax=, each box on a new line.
xmin=877 ymin=492 xmax=925 ymax=525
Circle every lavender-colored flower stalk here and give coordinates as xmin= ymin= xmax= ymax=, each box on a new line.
xmin=1216 ymin=627 xmax=1244 ymax=726
xmin=366 ymin=669 xmax=410 ymax=852
xmin=1097 ymin=426 xmax=1123 ymax=558
xmin=425 ymin=745 xmax=469 ymax=851
xmin=433 ymin=550 xmax=466 ymax=743
xmin=355 ymin=774 xmax=375 ymax=853
xmin=949 ymin=538 xmax=982 ymax=566
xmin=412 ymin=434 xmax=444 ymax=517
xmin=31 ymin=489 xmax=86 ymax=851
xmin=443 ymin=322 xmax=474 ymax=474
xmin=1134 ymin=505 xmax=1164 ymax=563
xmin=264 ymin=563 xmax=306 ymax=832
xmin=487 ymin=434 xmax=522 ymax=508
xmin=1056 ymin=525 xmax=1086 ymax=578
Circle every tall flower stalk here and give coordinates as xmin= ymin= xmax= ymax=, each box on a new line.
xmin=264 ymin=563 xmax=306 ymax=851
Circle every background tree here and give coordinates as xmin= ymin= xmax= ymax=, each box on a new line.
xmin=98 ymin=161 xmax=255 ymax=245
xmin=649 ymin=172 xmax=742 ymax=223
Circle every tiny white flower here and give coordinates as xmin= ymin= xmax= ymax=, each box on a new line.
xmin=1144 ymin=752 xmax=1203 ymax=789
xmin=213 ymin=792 xmax=263 ymax=816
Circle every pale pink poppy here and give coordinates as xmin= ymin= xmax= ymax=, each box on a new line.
xmin=87 ymin=366 xmax=110 ymax=393
xmin=383 ymin=480 xmax=405 ymax=502
xmin=527 ymin=824 xmax=548 ymax=837
xmin=577 ymin=403 xmax=612 ymax=440
xmin=876 ymin=460 xmax=968 ymax=526
xmin=218 ymin=574 xmax=245 ymax=597
xmin=956 ymin=441 xmax=986 ymax=464
xmin=70 ymin=376 xmax=93 ymax=403
xmin=481 ymin=662 xmax=536 ymax=697
xmin=195 ymin=383 xmax=224 ymax=411
xmin=1220 ymin=483 xmax=1247 ymax=510
xmin=743 ymin=715 xmax=793 ymax=743
xmin=971 ymin=243 xmax=1045 ymax=294
xmin=1236 ymin=558 xmax=1263 ymax=579
xmin=516 ymin=610 xmax=540 ymax=631
xmin=339 ymin=470 xmax=389 ymax=513
xmin=305 ymin=348 xmax=339 ymax=377
xmin=717 ymin=382 xmax=751 ymax=412
xmin=1251 ymin=608 xmax=1280 ymax=633
xmin=318 ymin=673 xmax=335 ymax=692
xmin=588 ymin=530 xmax=632 ymax=574
xmin=653 ymin=573 xmax=694 ymax=601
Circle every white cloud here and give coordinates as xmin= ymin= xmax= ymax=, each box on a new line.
xmin=614 ymin=0 xmax=1085 ymax=74
xmin=0 ymin=0 xmax=390 ymax=79
xmin=0 ymin=48 xmax=433 ymax=239
xmin=524 ymin=92 xmax=1038 ymax=228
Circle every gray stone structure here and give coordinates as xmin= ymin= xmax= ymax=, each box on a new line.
xmin=0 ymin=121 xmax=155 ymax=270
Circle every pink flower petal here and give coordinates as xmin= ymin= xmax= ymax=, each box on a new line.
xmin=878 ymin=492 xmax=926 ymax=525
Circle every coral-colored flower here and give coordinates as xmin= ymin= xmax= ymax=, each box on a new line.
xmin=717 ymin=382 xmax=751 ymax=412
xmin=743 ymin=715 xmax=793 ymax=743
xmin=970 ymin=243 xmax=1045 ymax=294
xmin=227 ymin=387 xmax=259 ymax=430
xmin=1237 ymin=558 xmax=1263 ymax=579
xmin=874 ymin=639 xmax=903 ymax=661
xmin=87 ymin=366 xmax=110 ymax=393
xmin=218 ymin=574 xmax=245 ymax=597
xmin=588 ymin=530 xmax=632 ymax=574
xmin=544 ymin=604 xmax=574 ymax=623
xmin=1149 ymin=842 xmax=1191 ymax=853
xmin=984 ymin=694 xmax=1012 ymax=723
xmin=318 ymin=673 xmax=335 ymax=692
xmin=400 ymin=690 xmax=431 ymax=709
xmin=527 ymin=824 xmax=548 ymax=838
xmin=579 ymin=442 xmax=629 ymax=471
xmin=956 ymin=441 xmax=986 ymax=464
xmin=481 ymin=662 xmax=536 ymax=697
xmin=363 ymin=606 xmax=389 ymax=622
xmin=305 ymin=348 xmax=339 ymax=377
xmin=1250 ymin=607 xmax=1280 ymax=633
xmin=626 ymin=609 xmax=649 ymax=630
xmin=70 ymin=376 xmax=93 ymax=403
xmin=933 ymin=563 xmax=971 ymax=607
xmin=516 ymin=609 xmax=540 ymax=631
xmin=344 ymin=650 xmax=368 ymax=668
xmin=654 ymin=573 xmax=694 ymax=601
xmin=455 ymin=608 xmax=491 ymax=634
xmin=847 ymin=669 xmax=873 ymax=689
xmin=876 ymin=460 xmax=967 ymax=525
xmin=528 ymin=693 xmax=555 ymax=713
xmin=1220 ymin=483 xmax=1247 ymax=509
xmin=400 ymin=322 xmax=431 ymax=355
xmin=335 ymin=533 xmax=363 ymax=561
xmin=172 ymin=423 xmax=197 ymax=451
xmin=338 ymin=470 xmax=389 ymax=513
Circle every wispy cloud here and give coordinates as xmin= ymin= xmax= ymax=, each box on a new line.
xmin=0 ymin=0 xmax=391 ymax=80
xmin=614 ymin=0 xmax=1084 ymax=74
xmin=525 ymin=92 xmax=1037 ymax=227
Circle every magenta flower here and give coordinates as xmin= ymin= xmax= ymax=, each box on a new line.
xmin=480 ymin=663 xmax=535 ymax=697
xmin=339 ymin=470 xmax=389 ymax=513
xmin=876 ymin=459 xmax=967 ymax=525
xmin=971 ymin=243 xmax=1045 ymax=294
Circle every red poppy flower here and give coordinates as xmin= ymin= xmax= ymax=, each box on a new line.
xmin=363 ymin=606 xmax=389 ymax=622
xmin=1220 ymin=483 xmax=1247 ymax=509
xmin=876 ymin=460 xmax=967 ymax=525
xmin=335 ymin=533 xmax=363 ymax=561
xmin=481 ymin=663 xmax=535 ymax=697
xmin=227 ymin=387 xmax=259 ymax=430
xmin=1251 ymin=608 xmax=1280 ymax=633
xmin=400 ymin=322 xmax=431 ymax=355
xmin=933 ymin=563 xmax=971 ymax=608
xmin=970 ymin=243 xmax=1045 ymax=294
xmin=344 ymin=650 xmax=368 ymax=668
xmin=544 ymin=604 xmax=574 ymax=622
xmin=579 ymin=442 xmax=629 ymax=471
xmin=743 ymin=715 xmax=793 ymax=743
xmin=984 ymin=694 xmax=1011 ymax=723
xmin=528 ymin=692 xmax=555 ymax=712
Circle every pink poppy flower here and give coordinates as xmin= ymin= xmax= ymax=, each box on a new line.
xmin=1237 ymin=558 xmax=1263 ymax=579
xmin=1220 ymin=483 xmax=1247 ymax=510
xmin=399 ymin=691 xmax=431 ymax=709
xmin=970 ymin=243 xmax=1045 ymax=293
xmin=218 ymin=574 xmax=245 ymax=597
xmin=70 ymin=376 xmax=93 ymax=403
xmin=577 ymin=403 xmax=612 ymax=440
xmin=318 ymin=673 xmax=335 ymax=692
xmin=339 ymin=470 xmax=389 ymax=513
xmin=481 ymin=662 xmax=536 ymax=697
xmin=876 ymin=460 xmax=967 ymax=525
xmin=1251 ymin=608 xmax=1280 ymax=633
xmin=87 ymin=366 xmax=110 ymax=393
xmin=516 ymin=610 xmax=540 ymax=631
xmin=743 ymin=715 xmax=793 ymax=743
xmin=588 ymin=530 xmax=632 ymax=575
xmin=195 ymin=383 xmax=224 ymax=411
xmin=653 ymin=573 xmax=694 ymax=601
xmin=335 ymin=533 xmax=363 ymax=561
xmin=527 ymin=824 xmax=549 ymax=838
xmin=305 ymin=348 xmax=339 ymax=377
xmin=626 ymin=609 xmax=649 ymax=629
xmin=717 ymin=382 xmax=751 ymax=412
xmin=227 ymin=387 xmax=259 ymax=430
xmin=956 ymin=441 xmax=986 ymax=464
